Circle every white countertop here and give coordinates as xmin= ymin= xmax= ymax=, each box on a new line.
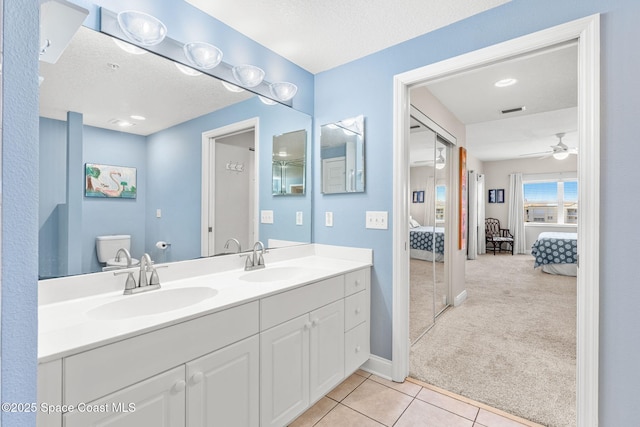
xmin=38 ymin=244 xmax=372 ymax=363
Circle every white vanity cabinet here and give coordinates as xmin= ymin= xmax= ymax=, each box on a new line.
xmin=259 ymin=268 xmax=370 ymax=427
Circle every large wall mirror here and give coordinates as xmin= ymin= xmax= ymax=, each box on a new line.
xmin=38 ymin=26 xmax=312 ymax=279
xmin=272 ymin=130 xmax=307 ymax=196
xmin=320 ymin=115 xmax=365 ymax=194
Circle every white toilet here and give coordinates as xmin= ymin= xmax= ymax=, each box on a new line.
xmin=96 ymin=235 xmax=140 ymax=270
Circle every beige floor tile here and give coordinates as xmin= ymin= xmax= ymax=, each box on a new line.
xmin=475 ymin=409 xmax=529 ymax=427
xmin=289 ymin=397 xmax=338 ymax=427
xmin=342 ymin=379 xmax=414 ymax=426
xmin=326 ymin=373 xmax=366 ymax=402
xmin=416 ymin=387 xmax=479 ymax=420
xmin=315 ymin=403 xmax=384 ymax=427
xmin=368 ymin=374 xmax=422 ymax=397
xmin=395 ymin=399 xmax=474 ymax=427
xmin=355 ymin=369 xmax=371 ymax=378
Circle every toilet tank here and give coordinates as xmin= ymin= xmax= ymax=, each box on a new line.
xmin=96 ymin=235 xmax=131 ymax=263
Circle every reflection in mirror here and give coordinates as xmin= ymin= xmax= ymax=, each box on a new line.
xmin=272 ymin=130 xmax=307 ymax=195
xmin=320 ymin=115 xmax=365 ymax=194
xmin=408 ymin=107 xmax=454 ymax=344
xmin=38 ymin=26 xmax=312 ymax=279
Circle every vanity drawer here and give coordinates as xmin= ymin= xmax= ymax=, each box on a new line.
xmin=344 ymin=290 xmax=368 ymax=332
xmin=260 ymin=276 xmax=344 ymax=331
xmin=344 ymin=269 xmax=368 ymax=297
xmin=345 ymin=321 xmax=370 ymax=374
xmin=64 ymin=301 xmax=259 ymax=405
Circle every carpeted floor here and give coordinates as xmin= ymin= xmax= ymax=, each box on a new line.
xmin=409 ymin=258 xmax=447 ymax=343
xmin=409 ymin=254 xmax=576 ymax=427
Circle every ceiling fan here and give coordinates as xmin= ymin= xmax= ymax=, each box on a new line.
xmin=521 ymin=133 xmax=578 ymax=160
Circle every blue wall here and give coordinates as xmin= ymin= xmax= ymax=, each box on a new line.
xmin=313 ymin=0 xmax=640 ymax=424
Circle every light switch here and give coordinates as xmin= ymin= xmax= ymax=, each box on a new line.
xmin=156 ymin=209 xmax=162 ymax=218
xmin=261 ymin=210 xmax=274 ymax=224
xmin=366 ymin=211 xmax=388 ymax=229
xmin=296 ymin=211 xmax=303 ymax=225
xmin=325 ymin=212 xmax=333 ymax=227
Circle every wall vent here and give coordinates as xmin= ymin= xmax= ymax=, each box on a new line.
xmin=501 ymin=106 xmax=526 ymax=114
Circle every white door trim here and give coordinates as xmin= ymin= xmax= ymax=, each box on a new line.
xmin=392 ymin=15 xmax=600 ymax=426
xmin=201 ymin=117 xmax=260 ymax=257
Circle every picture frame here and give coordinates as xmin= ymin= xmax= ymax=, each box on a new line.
xmin=412 ymin=190 xmax=425 ymax=203
xmin=458 ymin=147 xmax=467 ymax=250
xmin=85 ymin=163 xmax=137 ymax=199
xmin=488 ymin=189 xmax=497 ymax=203
xmin=496 ymin=189 xmax=505 ymax=203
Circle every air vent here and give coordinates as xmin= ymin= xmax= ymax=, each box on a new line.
xmin=501 ymin=106 xmax=526 ymax=114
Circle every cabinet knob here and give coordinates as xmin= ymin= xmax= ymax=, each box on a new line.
xmin=311 ymin=318 xmax=319 ymax=327
xmin=172 ymin=380 xmax=186 ymax=393
xmin=304 ymin=322 xmax=311 ymax=331
xmin=355 ymin=308 xmax=361 ymax=315
xmin=355 ymin=280 xmax=361 ymax=287
xmin=355 ymin=345 xmax=361 ymax=353
xmin=191 ymin=372 xmax=204 ymax=385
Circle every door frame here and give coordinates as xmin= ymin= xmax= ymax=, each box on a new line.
xmin=392 ymin=15 xmax=600 ymax=425
xmin=200 ymin=117 xmax=260 ymax=257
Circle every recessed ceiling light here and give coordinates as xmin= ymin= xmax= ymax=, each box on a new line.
xmin=494 ymin=78 xmax=518 ymax=88
xmin=130 ymin=115 xmax=146 ymax=121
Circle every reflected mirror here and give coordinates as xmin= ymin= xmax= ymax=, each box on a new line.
xmin=38 ymin=26 xmax=312 ymax=279
xmin=320 ymin=115 xmax=365 ymax=193
xmin=272 ymin=130 xmax=307 ymax=195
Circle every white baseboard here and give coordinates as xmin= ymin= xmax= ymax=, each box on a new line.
xmin=454 ymin=289 xmax=468 ymax=306
xmin=361 ymin=355 xmax=393 ymax=380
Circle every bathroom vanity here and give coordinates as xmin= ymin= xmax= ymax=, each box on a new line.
xmin=37 ymin=244 xmax=371 ymax=427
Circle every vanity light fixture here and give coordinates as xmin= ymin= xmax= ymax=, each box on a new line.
xmin=221 ymin=81 xmax=244 ymax=92
xmin=232 ymin=64 xmax=265 ymax=87
xmin=494 ymin=78 xmax=518 ymax=87
xmin=113 ymin=38 xmax=147 ymax=55
xmin=435 ymin=147 xmax=446 ymax=170
xmin=259 ymin=96 xmax=277 ymax=105
xmin=175 ymin=63 xmax=202 ymax=76
xmin=183 ymin=42 xmax=223 ymax=69
xmin=269 ymin=82 xmax=298 ymax=102
xmin=117 ymin=10 xmax=167 ymax=46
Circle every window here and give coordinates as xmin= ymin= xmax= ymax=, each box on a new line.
xmin=523 ymin=180 xmax=577 ymax=224
xmin=435 ymin=185 xmax=446 ymax=222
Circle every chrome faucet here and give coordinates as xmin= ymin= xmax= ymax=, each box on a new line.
xmin=242 ymin=241 xmax=266 ymax=271
xmin=115 ymin=252 xmax=167 ymax=295
xmin=223 ymin=238 xmax=242 ymax=254
xmin=114 ymin=248 xmax=133 ymax=267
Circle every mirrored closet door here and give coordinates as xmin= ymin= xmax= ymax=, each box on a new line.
xmin=409 ymin=107 xmax=453 ymax=344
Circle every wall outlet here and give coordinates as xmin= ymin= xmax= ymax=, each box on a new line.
xmin=296 ymin=211 xmax=303 ymax=225
xmin=261 ymin=210 xmax=274 ymax=224
xmin=325 ymin=212 xmax=333 ymax=227
xmin=366 ymin=211 xmax=388 ymax=229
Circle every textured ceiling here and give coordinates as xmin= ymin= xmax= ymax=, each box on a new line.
xmin=185 ymin=0 xmax=511 ymax=73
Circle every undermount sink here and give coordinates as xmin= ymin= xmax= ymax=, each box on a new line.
xmin=239 ymin=266 xmax=309 ymax=283
xmin=88 ymin=287 xmax=218 ymax=320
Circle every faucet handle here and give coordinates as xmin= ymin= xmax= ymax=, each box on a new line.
xmin=149 ymin=265 xmax=168 ymax=286
xmin=114 ymin=270 xmax=137 ymax=293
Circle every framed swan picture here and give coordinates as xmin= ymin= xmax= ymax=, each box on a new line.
xmin=85 ymin=163 xmax=137 ymax=199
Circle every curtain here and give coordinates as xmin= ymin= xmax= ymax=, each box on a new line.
xmin=477 ymin=174 xmax=486 ymax=254
xmin=467 ymin=171 xmax=479 ymax=259
xmin=508 ymin=173 xmax=527 ymax=254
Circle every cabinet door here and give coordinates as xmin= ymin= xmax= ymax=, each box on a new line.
xmin=64 ymin=366 xmax=185 ymax=427
xmin=309 ymin=300 xmax=345 ymax=402
xmin=260 ymin=314 xmax=310 ymax=427
xmin=186 ymin=335 xmax=259 ymax=427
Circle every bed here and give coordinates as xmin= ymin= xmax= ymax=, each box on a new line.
xmin=531 ymin=232 xmax=577 ymax=276
xmin=410 ymin=225 xmax=445 ymax=262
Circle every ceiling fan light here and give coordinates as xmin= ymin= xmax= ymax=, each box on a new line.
xmin=183 ymin=42 xmax=223 ymax=69
xmin=435 ymin=147 xmax=446 ymax=169
xmin=232 ymin=64 xmax=265 ymax=88
xmin=553 ymin=151 xmax=570 ymax=160
xmin=117 ymin=10 xmax=167 ymax=46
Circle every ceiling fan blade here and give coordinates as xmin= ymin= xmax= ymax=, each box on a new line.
xmin=519 ymin=150 xmax=552 ymax=157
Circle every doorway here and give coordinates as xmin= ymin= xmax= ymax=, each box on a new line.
xmin=392 ymin=15 xmax=600 ymax=425
xmin=200 ymin=118 xmax=260 ymax=257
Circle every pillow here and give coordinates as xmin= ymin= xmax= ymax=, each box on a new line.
xmin=409 ymin=217 xmax=421 ymax=228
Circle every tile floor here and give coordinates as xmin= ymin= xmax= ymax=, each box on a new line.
xmin=289 ymin=370 xmax=542 ymax=427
